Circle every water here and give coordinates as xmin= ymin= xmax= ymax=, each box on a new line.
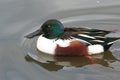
xmin=1 ymin=0 xmax=120 ymax=80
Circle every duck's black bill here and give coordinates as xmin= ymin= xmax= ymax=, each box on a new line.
xmin=25 ymin=29 xmax=42 ymax=39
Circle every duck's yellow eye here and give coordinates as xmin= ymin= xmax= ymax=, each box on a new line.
xmin=48 ymin=24 xmax=51 ymax=28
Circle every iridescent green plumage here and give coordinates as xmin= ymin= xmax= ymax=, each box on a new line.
xmin=41 ymin=19 xmax=64 ymax=39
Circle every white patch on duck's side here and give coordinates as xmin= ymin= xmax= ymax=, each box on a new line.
xmin=88 ymin=44 xmax=104 ymax=55
xmin=37 ymin=35 xmax=76 ymax=55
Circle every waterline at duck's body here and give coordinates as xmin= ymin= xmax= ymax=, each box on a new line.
xmin=25 ymin=19 xmax=120 ymax=56
xmin=37 ymin=35 xmax=104 ymax=56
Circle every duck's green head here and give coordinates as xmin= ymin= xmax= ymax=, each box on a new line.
xmin=25 ymin=19 xmax=64 ymax=39
xmin=41 ymin=19 xmax=64 ymax=39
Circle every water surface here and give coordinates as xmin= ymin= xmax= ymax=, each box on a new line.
xmin=1 ymin=0 xmax=120 ymax=80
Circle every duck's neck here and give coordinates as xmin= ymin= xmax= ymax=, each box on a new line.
xmin=44 ymin=30 xmax=63 ymax=39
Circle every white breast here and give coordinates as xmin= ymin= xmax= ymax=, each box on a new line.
xmin=37 ymin=35 xmax=72 ymax=55
xmin=37 ymin=35 xmax=56 ymax=55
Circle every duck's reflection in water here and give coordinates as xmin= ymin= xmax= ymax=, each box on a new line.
xmin=25 ymin=51 xmax=120 ymax=71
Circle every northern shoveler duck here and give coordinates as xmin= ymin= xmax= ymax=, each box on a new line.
xmin=25 ymin=19 xmax=120 ymax=56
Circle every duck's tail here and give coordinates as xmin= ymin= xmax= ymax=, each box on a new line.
xmin=104 ymin=37 xmax=120 ymax=50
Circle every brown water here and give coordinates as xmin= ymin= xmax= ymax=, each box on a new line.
xmin=1 ymin=0 xmax=120 ymax=80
